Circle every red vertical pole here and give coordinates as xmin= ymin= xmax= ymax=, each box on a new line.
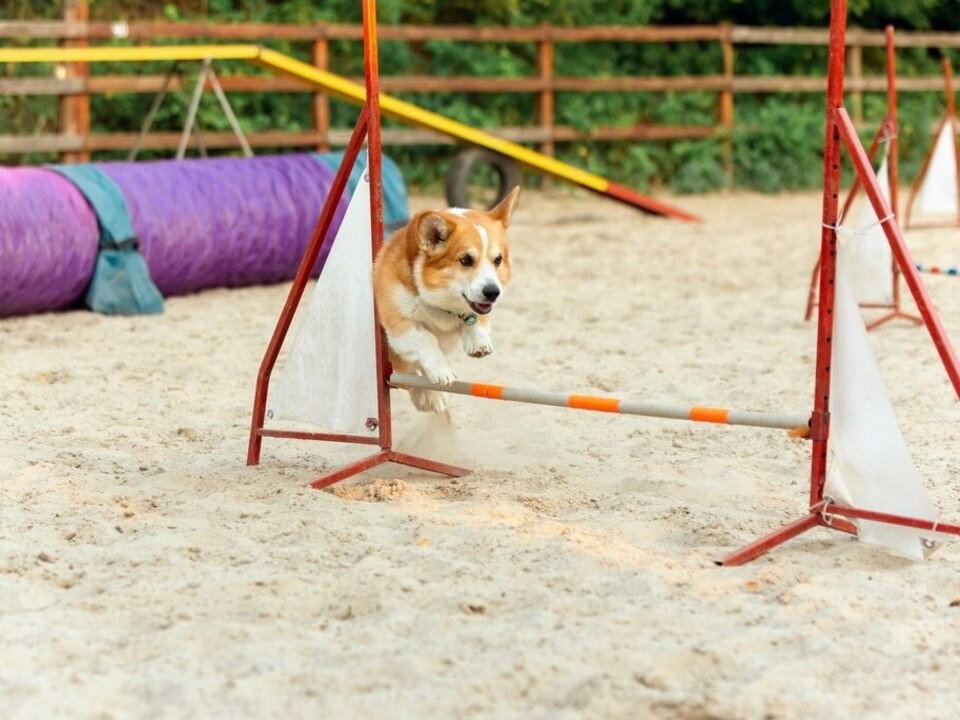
xmin=719 ymin=23 xmax=735 ymax=185
xmin=945 ymin=58 xmax=960 ymax=227
xmin=809 ymin=0 xmax=848 ymax=509
xmin=862 ymin=38 xmax=921 ymax=329
xmin=886 ymin=27 xmax=899 ymax=220
xmin=362 ymin=0 xmax=393 ymax=451
xmin=945 ymin=58 xmax=957 ymax=119
xmin=886 ymin=26 xmax=906 ymax=314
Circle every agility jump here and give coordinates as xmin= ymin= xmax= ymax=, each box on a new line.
xmin=247 ymin=0 xmax=960 ymax=566
xmin=904 ymin=57 xmax=960 ymax=230
xmin=803 ymin=25 xmax=921 ymax=331
xmin=726 ymin=0 xmax=960 ymax=565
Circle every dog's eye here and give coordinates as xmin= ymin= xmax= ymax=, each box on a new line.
xmin=460 ymin=255 xmax=474 ymax=267
xmin=493 ymin=254 xmax=503 ymax=267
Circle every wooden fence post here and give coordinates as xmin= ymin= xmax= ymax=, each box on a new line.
xmin=537 ymin=24 xmax=554 ymax=188
xmin=59 ymin=0 xmax=90 ymax=163
xmin=719 ymin=22 xmax=735 ymax=185
xmin=312 ymin=29 xmax=330 ymax=152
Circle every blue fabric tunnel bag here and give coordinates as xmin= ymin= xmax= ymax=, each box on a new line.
xmin=49 ymin=164 xmax=164 ymax=315
xmin=313 ymin=149 xmax=410 ymax=233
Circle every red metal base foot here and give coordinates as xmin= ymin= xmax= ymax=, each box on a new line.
xmin=718 ymin=513 xmax=822 ymax=566
xmin=865 ymin=310 xmax=924 ymax=331
xmin=310 ymin=450 xmax=469 ymax=490
xmin=720 ymin=502 xmax=960 ymax=566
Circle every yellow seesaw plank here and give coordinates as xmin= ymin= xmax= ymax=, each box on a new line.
xmin=0 ymin=44 xmax=699 ymax=220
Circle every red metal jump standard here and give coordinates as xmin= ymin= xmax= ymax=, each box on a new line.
xmin=247 ymin=0 xmax=469 ymax=487
xmin=721 ymin=0 xmax=960 ymax=565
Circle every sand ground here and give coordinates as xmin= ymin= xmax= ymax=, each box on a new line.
xmin=2 ymin=188 xmax=960 ymax=719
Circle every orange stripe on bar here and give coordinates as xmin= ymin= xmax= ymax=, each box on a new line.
xmin=471 ymin=383 xmax=505 ymax=400
xmin=568 ymin=394 xmax=620 ymax=413
xmin=689 ymin=406 xmax=730 ymax=424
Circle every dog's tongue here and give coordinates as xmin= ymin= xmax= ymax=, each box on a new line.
xmin=470 ymin=300 xmax=493 ymax=315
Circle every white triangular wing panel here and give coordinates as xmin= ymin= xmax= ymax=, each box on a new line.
xmin=916 ymin=121 xmax=959 ymax=218
xmin=268 ymin=167 xmax=379 ymax=435
xmin=843 ymin=152 xmax=893 ymax=305
xmin=824 ymin=249 xmax=941 ymax=560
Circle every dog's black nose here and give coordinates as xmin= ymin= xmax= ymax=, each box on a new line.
xmin=482 ymin=284 xmax=501 ymax=302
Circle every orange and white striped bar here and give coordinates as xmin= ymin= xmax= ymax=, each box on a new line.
xmin=389 ymin=373 xmax=810 ymax=432
xmin=916 ymin=263 xmax=960 ymax=277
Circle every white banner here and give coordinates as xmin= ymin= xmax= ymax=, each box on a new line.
xmin=843 ymin=150 xmax=893 ymax=305
xmin=825 ymin=249 xmax=941 ymax=559
xmin=268 ymin=166 xmax=380 ymax=435
xmin=915 ymin=121 xmax=959 ymax=218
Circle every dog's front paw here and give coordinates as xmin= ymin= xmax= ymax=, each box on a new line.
xmin=463 ymin=331 xmax=493 ymax=359
xmin=409 ymin=388 xmax=448 ymax=413
xmin=422 ymin=360 xmax=456 ymax=386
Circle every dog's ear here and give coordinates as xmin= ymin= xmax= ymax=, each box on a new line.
xmin=417 ymin=212 xmax=452 ymax=253
xmin=487 ymin=185 xmax=520 ymax=228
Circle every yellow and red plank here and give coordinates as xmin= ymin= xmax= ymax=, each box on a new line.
xmin=0 ymin=43 xmax=700 ymax=221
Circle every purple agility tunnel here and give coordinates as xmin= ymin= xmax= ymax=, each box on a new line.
xmin=98 ymin=155 xmax=346 ymax=298
xmin=0 ymin=167 xmax=100 ymax=317
xmin=0 ymin=154 xmax=350 ymax=317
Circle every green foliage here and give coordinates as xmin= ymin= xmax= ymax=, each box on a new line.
xmin=732 ymin=98 xmax=825 ymax=191
xmin=4 ymin=1 xmax=960 ymax=191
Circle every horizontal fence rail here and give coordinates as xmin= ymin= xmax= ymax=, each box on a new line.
xmin=7 ymin=20 xmax=960 ymax=46
xmin=1 ymin=16 xmax=959 ymax=164
xmin=7 ymin=73 xmax=959 ymax=95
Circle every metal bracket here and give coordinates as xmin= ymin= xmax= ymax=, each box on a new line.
xmin=129 ymin=57 xmax=253 ymax=162
xmin=808 ymin=410 xmax=830 ymax=442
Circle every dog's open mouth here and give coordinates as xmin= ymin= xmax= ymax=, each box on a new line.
xmin=464 ymin=296 xmax=494 ymax=315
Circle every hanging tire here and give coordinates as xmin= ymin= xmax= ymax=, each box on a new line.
xmin=445 ymin=148 xmax=522 ymax=210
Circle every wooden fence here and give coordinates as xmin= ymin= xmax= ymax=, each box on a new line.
xmin=2 ymin=12 xmax=960 ymax=166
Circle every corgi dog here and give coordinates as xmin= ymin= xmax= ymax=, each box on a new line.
xmin=373 ymin=186 xmax=520 ymax=412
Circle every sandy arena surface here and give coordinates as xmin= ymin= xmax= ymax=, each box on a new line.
xmin=3 ymin=188 xmax=960 ymax=719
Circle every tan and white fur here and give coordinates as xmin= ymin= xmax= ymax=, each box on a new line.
xmin=373 ymin=186 xmax=520 ymax=412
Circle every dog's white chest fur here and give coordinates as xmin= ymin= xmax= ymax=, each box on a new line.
xmin=392 ymin=285 xmax=463 ymax=336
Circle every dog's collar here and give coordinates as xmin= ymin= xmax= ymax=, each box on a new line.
xmin=442 ymin=309 xmax=477 ymax=325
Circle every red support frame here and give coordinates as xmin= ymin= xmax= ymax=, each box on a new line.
xmin=804 ymin=25 xmax=921 ymax=330
xmin=723 ymin=0 xmax=960 ymax=565
xmin=246 ymin=0 xmax=468 ymax=487
xmin=904 ymin=57 xmax=960 ymax=230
